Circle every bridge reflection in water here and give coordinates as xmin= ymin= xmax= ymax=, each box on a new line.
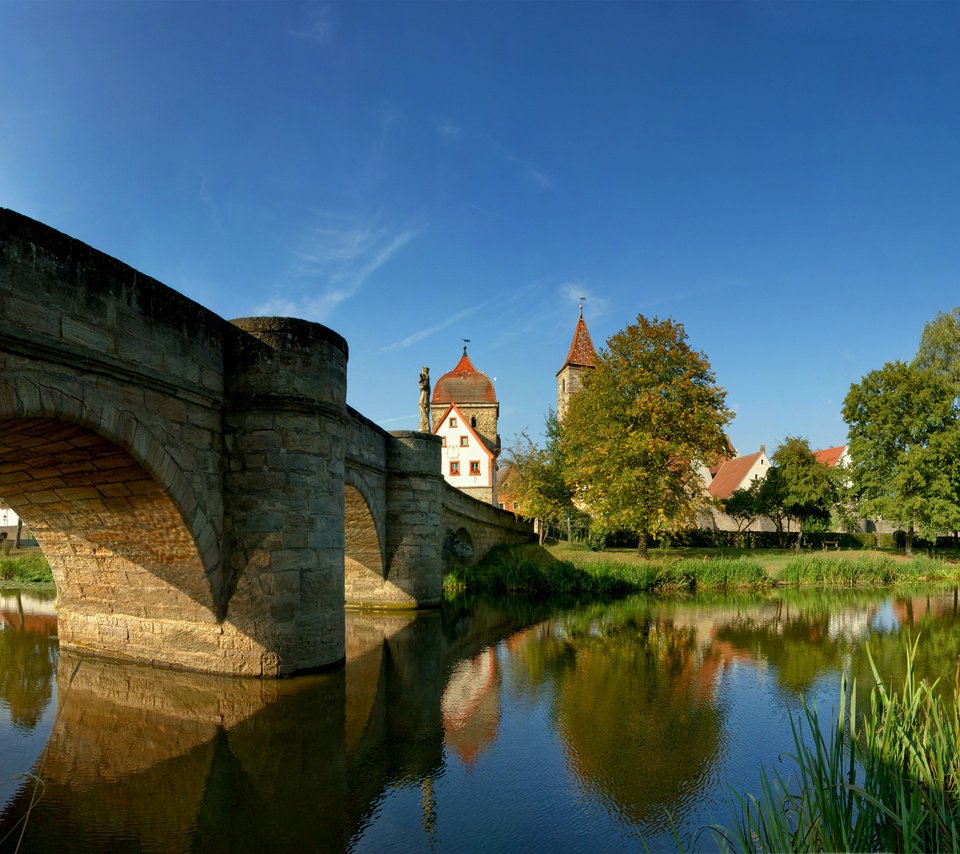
xmin=4 ymin=588 xmax=960 ymax=851
xmin=0 ymin=598 xmax=550 ymax=852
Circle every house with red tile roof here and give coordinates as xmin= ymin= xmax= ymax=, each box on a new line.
xmin=430 ymin=346 xmax=501 ymax=505
xmin=431 ymin=347 xmax=500 ymax=459
xmin=707 ymin=447 xmax=770 ymax=501
xmin=701 ymin=446 xmax=784 ymax=532
xmin=812 ymin=445 xmax=849 ymax=468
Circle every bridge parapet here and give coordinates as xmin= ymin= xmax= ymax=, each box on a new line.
xmin=441 ymin=484 xmax=536 ymax=568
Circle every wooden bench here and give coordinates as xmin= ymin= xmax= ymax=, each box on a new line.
xmin=822 ymin=540 xmax=840 ymax=550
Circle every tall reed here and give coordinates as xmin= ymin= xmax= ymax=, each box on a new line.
xmin=709 ymin=636 xmax=960 ymax=852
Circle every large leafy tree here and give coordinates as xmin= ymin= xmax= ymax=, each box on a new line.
xmin=505 ymin=411 xmax=573 ymax=545
xmin=770 ymin=436 xmax=837 ymax=550
xmin=560 ymin=315 xmax=731 ymax=556
xmin=914 ymin=306 xmax=960 ymax=398
xmin=842 ymin=360 xmax=960 ymax=555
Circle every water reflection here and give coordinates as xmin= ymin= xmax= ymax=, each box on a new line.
xmin=2 ymin=589 xmax=960 ymax=851
xmin=1 ymin=598 xmax=552 ymax=852
xmin=0 ymin=589 xmax=57 ymax=731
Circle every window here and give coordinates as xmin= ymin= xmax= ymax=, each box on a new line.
xmin=471 ymin=416 xmax=477 ymax=428
xmin=441 ymin=436 xmax=447 ymax=447
xmin=512 ymin=501 xmax=518 ymax=510
xmin=460 ymin=435 xmax=469 ymax=447
xmin=449 ymin=417 xmax=457 ymax=428
xmin=449 ymin=461 xmax=460 ymax=476
xmin=469 ymin=460 xmax=481 ymax=476
xmin=498 ymin=502 xmax=505 ymax=509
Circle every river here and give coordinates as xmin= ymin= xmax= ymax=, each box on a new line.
xmin=1 ymin=586 xmax=958 ymax=852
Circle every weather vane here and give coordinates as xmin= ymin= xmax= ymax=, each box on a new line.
xmin=462 ymin=337 xmax=470 ymax=354
xmin=579 ymin=295 xmax=586 ymax=317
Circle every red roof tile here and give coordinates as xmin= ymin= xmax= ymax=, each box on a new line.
xmin=812 ymin=446 xmax=846 ymax=467
xmin=432 ymin=350 xmax=497 ymax=404
xmin=557 ymin=313 xmax=596 ymax=374
xmin=708 ymin=451 xmax=763 ymax=500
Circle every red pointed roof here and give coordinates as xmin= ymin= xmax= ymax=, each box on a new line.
xmin=557 ymin=311 xmax=596 ymax=375
xmin=432 ymin=349 xmax=497 ymax=404
xmin=708 ymin=451 xmax=763 ymax=500
xmin=813 ymin=445 xmax=846 ymax=467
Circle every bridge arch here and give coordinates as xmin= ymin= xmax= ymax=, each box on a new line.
xmin=443 ymin=526 xmax=475 ymax=571
xmin=344 ymin=482 xmax=385 ymax=602
xmin=0 ymin=413 xmax=229 ymax=659
xmin=0 ymin=376 xmax=220 ymax=580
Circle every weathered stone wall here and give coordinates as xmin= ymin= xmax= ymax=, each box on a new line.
xmin=557 ymin=363 xmax=590 ymax=421
xmin=441 ymin=482 xmax=535 ymax=567
xmin=343 ymin=408 xmax=389 ymax=604
xmin=224 ymin=317 xmax=349 ymax=675
xmin=0 ymin=209 xmax=271 ymax=674
xmin=383 ymin=431 xmax=445 ymax=607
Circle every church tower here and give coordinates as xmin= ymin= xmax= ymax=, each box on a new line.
xmin=556 ymin=306 xmax=597 ymax=420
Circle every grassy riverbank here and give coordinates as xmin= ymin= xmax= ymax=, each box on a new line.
xmin=0 ymin=549 xmax=53 ymax=586
xmin=443 ymin=542 xmax=960 ymax=598
xmin=708 ymin=637 xmax=960 ymax=852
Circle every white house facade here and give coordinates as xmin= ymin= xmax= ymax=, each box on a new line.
xmin=433 ymin=402 xmax=497 ymax=504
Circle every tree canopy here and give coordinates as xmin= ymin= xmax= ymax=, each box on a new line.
xmin=559 ymin=315 xmax=731 ymax=555
xmin=842 ymin=360 xmax=960 ymax=554
xmin=769 ymin=436 xmax=837 ymax=549
xmin=914 ymin=306 xmax=960 ymax=398
xmin=504 ymin=411 xmax=572 ymax=544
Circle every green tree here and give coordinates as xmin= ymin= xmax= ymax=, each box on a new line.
xmin=506 ymin=411 xmax=572 ymax=545
xmin=753 ymin=465 xmax=790 ymax=546
xmin=723 ymin=484 xmax=764 ymax=543
xmin=770 ymin=437 xmax=836 ymax=550
xmin=843 ymin=360 xmax=960 ymax=555
xmin=560 ymin=315 xmax=731 ymax=557
xmin=914 ymin=306 xmax=960 ymax=398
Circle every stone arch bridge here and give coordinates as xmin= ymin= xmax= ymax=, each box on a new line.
xmin=0 ymin=209 xmax=532 ymax=676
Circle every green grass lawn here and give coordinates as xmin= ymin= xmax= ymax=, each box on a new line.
xmin=544 ymin=540 xmax=960 ymax=580
xmin=443 ymin=541 xmax=960 ymax=598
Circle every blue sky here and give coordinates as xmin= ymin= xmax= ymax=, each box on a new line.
xmin=4 ymin=2 xmax=960 ymax=456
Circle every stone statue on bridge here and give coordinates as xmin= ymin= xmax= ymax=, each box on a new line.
xmin=419 ymin=367 xmax=431 ymax=432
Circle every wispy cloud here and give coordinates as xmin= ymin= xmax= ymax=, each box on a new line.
xmin=381 ymin=298 xmax=494 ymax=352
xmin=560 ymin=281 xmax=610 ymax=316
xmin=288 ymin=3 xmax=336 ymax=44
xmin=502 ymin=147 xmax=554 ymax=190
xmin=376 ymin=413 xmax=419 ymax=425
xmin=381 ymin=281 xmax=543 ymax=352
xmin=258 ymin=213 xmax=420 ymax=321
xmin=198 ymin=175 xmax=224 ymax=234
xmin=436 ymin=119 xmax=463 ymax=142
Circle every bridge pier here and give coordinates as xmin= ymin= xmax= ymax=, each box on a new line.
xmin=222 ymin=317 xmax=349 ymax=675
xmin=383 ymin=431 xmax=445 ymax=607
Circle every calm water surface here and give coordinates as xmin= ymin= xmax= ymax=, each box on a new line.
xmin=2 ymin=586 xmax=959 ymax=852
